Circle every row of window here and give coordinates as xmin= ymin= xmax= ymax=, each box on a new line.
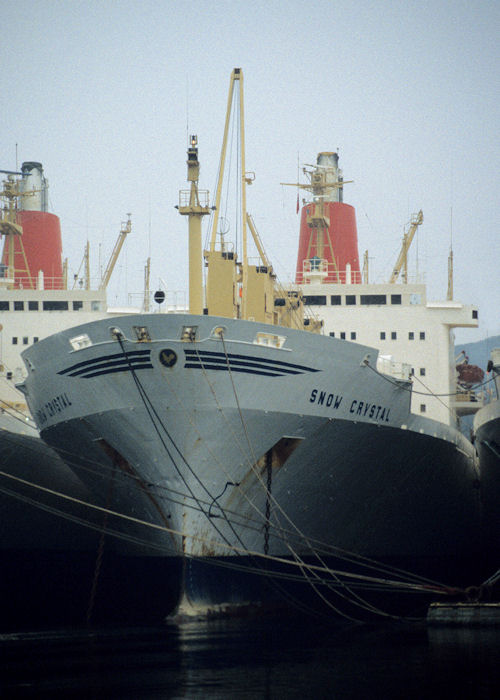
xmin=329 ymin=331 xmax=427 ymax=341
xmin=12 ymin=336 xmax=39 ymax=345
xmin=0 ymin=300 xmax=84 ymax=311
xmin=304 ymin=294 xmax=403 ymax=306
xmin=382 ymin=331 xmax=426 ymax=340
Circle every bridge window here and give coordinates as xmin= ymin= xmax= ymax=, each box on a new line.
xmin=303 ymin=295 xmax=327 ymax=305
xmin=345 ymin=295 xmax=356 ymax=305
xmin=43 ymin=301 xmax=69 ymax=311
xmin=391 ymin=295 xmax=402 ymax=305
xmin=360 ymin=295 xmax=386 ymax=305
xmin=330 ymin=295 xmax=341 ymax=305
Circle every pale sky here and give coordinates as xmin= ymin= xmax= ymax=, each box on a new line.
xmin=2 ymin=0 xmax=499 ymax=343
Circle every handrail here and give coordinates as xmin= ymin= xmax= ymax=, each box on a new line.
xmin=298 ymin=259 xmax=362 ymax=285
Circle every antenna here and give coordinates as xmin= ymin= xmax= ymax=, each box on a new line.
xmin=450 ymin=206 xmax=453 ymax=249
xmin=447 ymin=206 xmax=454 ymax=301
xmin=186 ymin=74 xmax=189 ymax=148
xmin=148 ymin=195 xmax=152 ymax=260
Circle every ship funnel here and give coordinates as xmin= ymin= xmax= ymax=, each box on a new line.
xmin=20 ymin=162 xmax=48 ymax=212
xmin=317 ymin=151 xmax=338 ymax=167
xmin=316 ymin=152 xmax=342 ymax=203
xmin=0 ymin=161 xmax=63 ymax=289
xmin=295 ymin=152 xmax=360 ymax=284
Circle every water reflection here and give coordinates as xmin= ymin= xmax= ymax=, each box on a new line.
xmin=1 ymin=618 xmax=498 ymax=698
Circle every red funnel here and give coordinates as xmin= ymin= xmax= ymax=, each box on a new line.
xmin=1 ymin=210 xmax=63 ymax=289
xmin=295 ymin=201 xmax=360 ymax=284
xmin=294 ymin=152 xmax=361 ymax=284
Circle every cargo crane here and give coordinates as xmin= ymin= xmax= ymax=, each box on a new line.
xmin=0 ymin=170 xmax=38 ymax=289
xmin=389 ymin=210 xmax=423 ymax=283
xmin=99 ymin=214 xmax=132 ymax=290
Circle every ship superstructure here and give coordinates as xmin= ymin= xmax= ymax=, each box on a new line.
xmin=0 ymin=164 xmax=132 ymax=421
xmin=292 ymin=156 xmax=481 ymax=428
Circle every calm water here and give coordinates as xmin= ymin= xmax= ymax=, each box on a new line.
xmin=1 ymin=617 xmax=499 ymax=699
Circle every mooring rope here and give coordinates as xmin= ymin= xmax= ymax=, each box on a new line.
xmin=211 ymin=332 xmax=445 ymax=619
xmin=0 ymin=412 xmax=455 ymax=593
xmin=0 ymin=467 xmax=458 ymax=597
xmin=86 ymin=464 xmax=116 ymax=624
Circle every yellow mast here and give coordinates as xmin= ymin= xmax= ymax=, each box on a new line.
xmin=143 ymin=256 xmax=151 ymax=311
xmin=447 ymin=208 xmax=453 ymax=300
xmin=62 ymin=257 xmax=68 ymax=289
xmin=389 ymin=210 xmax=423 ymax=284
xmin=209 ymin=69 xmax=242 ymax=253
xmin=447 ymin=249 xmax=453 ymax=300
xmin=362 ymin=249 xmax=369 ymax=283
xmin=246 ymin=213 xmax=270 ymax=268
xmin=239 ymin=69 xmax=249 ymax=319
xmin=99 ymin=214 xmax=132 ymax=290
xmin=177 ymin=135 xmax=211 ymax=315
xmin=84 ymin=240 xmax=90 ymax=290
xmin=204 ymin=68 xmax=255 ymax=319
xmin=199 ymin=68 xmax=310 ymax=330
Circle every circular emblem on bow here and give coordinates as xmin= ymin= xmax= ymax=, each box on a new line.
xmin=159 ymin=349 xmax=178 ymax=368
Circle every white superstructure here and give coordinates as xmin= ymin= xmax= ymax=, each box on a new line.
xmin=291 ymin=151 xmax=482 ymax=431
xmin=0 ymin=287 xmax=111 ymax=414
xmin=0 ymin=164 xmax=137 ymax=423
xmin=297 ymin=280 xmax=480 ymax=426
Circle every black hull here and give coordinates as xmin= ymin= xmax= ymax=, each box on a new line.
xmin=1 ymin=550 xmax=182 ymax=631
xmin=475 ymin=415 xmax=500 ymax=574
xmin=0 ymin=428 xmax=182 ymax=630
xmin=176 ymin=551 xmax=487 ymax=622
